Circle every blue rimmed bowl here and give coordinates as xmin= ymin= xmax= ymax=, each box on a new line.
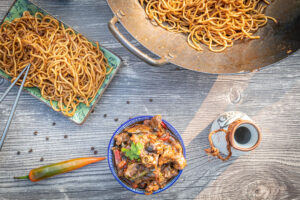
xmin=107 ymin=115 xmax=186 ymax=195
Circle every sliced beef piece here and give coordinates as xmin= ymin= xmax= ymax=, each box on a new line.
xmin=158 ymin=144 xmax=186 ymax=169
xmin=126 ymin=124 xmax=152 ymax=134
xmin=150 ymin=140 xmax=164 ymax=155
xmin=162 ymin=164 xmax=179 ymax=180
xmin=114 ymin=132 xmax=130 ymax=146
xmin=143 ymin=120 xmax=151 ymax=126
xmin=174 ymin=154 xmax=187 ymax=170
xmin=158 ymin=145 xmax=174 ymax=166
xmin=124 ymin=163 xmax=148 ymax=180
xmin=149 ymin=115 xmax=162 ymax=130
xmin=124 ymin=163 xmax=139 ymax=179
xmin=149 ymin=115 xmax=166 ymax=137
xmin=145 ymin=180 xmax=160 ymax=194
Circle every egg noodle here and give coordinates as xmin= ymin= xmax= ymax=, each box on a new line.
xmin=139 ymin=0 xmax=277 ymax=52
xmin=0 ymin=11 xmax=111 ymax=116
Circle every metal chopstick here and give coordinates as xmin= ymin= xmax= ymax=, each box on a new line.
xmin=0 ymin=65 xmax=31 ymax=103
xmin=0 ymin=64 xmax=31 ymax=151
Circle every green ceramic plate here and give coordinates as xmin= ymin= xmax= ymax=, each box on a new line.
xmin=0 ymin=0 xmax=121 ymax=124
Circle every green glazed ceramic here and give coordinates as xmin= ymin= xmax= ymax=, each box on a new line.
xmin=0 ymin=0 xmax=121 ymax=124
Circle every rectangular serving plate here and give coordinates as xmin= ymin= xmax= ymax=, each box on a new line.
xmin=0 ymin=0 xmax=121 ymax=125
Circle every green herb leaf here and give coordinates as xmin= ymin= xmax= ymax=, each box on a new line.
xmin=137 ymin=142 xmax=143 ymax=150
xmin=121 ymin=142 xmax=143 ymax=160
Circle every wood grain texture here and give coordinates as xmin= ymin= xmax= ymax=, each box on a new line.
xmin=0 ymin=0 xmax=299 ymax=200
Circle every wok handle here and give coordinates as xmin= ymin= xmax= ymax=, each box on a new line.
xmin=108 ymin=16 xmax=168 ymax=66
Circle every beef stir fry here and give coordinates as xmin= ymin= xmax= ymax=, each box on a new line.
xmin=112 ymin=115 xmax=187 ymax=194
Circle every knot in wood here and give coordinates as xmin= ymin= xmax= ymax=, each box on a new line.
xmin=246 ymin=179 xmax=281 ymax=200
xmin=229 ymin=87 xmax=242 ymax=104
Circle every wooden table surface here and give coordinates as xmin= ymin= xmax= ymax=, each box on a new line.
xmin=0 ymin=0 xmax=299 ymax=199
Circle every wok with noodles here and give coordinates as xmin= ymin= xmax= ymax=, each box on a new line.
xmin=112 ymin=115 xmax=187 ymax=194
xmin=139 ymin=0 xmax=277 ymax=52
xmin=0 ymin=11 xmax=111 ymax=117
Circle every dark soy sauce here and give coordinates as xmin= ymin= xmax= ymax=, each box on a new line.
xmin=234 ymin=127 xmax=251 ymax=144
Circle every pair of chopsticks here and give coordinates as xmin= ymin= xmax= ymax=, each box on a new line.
xmin=0 ymin=64 xmax=31 ymax=151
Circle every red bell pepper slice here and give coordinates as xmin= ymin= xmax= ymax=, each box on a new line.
xmin=161 ymin=121 xmax=167 ymax=129
xmin=113 ymin=149 xmax=121 ymax=165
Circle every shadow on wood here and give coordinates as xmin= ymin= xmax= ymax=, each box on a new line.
xmin=174 ymin=123 xmax=237 ymax=199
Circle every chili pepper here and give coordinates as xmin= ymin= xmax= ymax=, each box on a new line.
xmin=161 ymin=121 xmax=167 ymax=129
xmin=113 ymin=149 xmax=121 ymax=165
xmin=160 ymin=131 xmax=170 ymax=141
xmin=14 ymin=157 xmax=106 ymax=182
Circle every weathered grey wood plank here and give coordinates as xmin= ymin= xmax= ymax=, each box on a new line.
xmin=0 ymin=0 xmax=299 ymax=200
